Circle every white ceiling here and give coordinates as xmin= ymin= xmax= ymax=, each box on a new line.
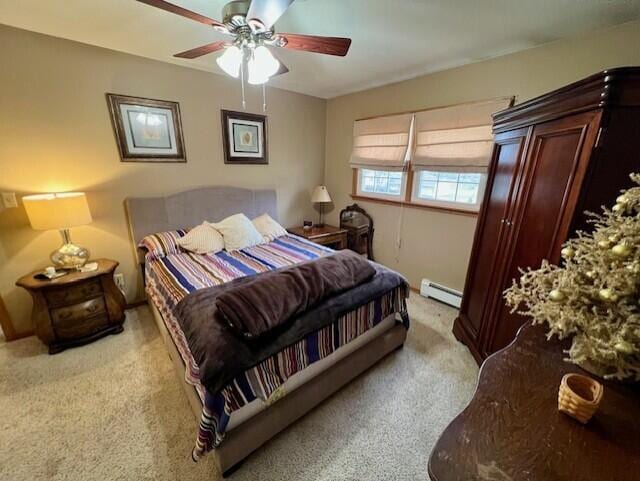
xmin=1 ymin=0 xmax=639 ymax=98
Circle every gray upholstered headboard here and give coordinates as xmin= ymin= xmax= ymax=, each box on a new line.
xmin=125 ymin=186 xmax=278 ymax=248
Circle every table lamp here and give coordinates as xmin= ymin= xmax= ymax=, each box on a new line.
xmin=23 ymin=192 xmax=92 ymax=270
xmin=311 ymin=185 xmax=332 ymax=227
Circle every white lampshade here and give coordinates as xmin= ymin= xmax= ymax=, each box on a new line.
xmin=247 ymin=46 xmax=279 ymax=85
xmin=247 ymin=66 xmax=269 ymax=85
xmin=23 ymin=192 xmax=92 ymax=231
xmin=216 ymin=46 xmax=243 ymax=78
xmin=311 ymin=185 xmax=332 ymax=204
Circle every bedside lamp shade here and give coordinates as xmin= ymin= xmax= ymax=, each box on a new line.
xmin=311 ymin=185 xmax=332 ymax=204
xmin=23 ymin=192 xmax=92 ymax=270
xmin=23 ymin=193 xmax=92 ymax=230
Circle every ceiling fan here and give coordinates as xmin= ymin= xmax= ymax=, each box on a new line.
xmin=137 ymin=0 xmax=352 ymax=86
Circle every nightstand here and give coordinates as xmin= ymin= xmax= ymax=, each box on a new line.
xmin=16 ymin=259 xmax=126 ymax=354
xmin=288 ymin=225 xmax=348 ymax=250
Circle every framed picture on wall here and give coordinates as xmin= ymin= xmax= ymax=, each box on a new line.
xmin=221 ymin=110 xmax=268 ymax=165
xmin=106 ymin=93 xmax=186 ymax=162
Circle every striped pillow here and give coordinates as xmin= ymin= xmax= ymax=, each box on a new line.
xmin=139 ymin=229 xmax=187 ymax=261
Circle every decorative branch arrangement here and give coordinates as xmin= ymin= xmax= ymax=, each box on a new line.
xmin=505 ymin=173 xmax=640 ymax=381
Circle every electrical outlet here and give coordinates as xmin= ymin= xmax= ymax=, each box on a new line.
xmin=1 ymin=192 xmax=17 ymax=208
xmin=114 ymin=273 xmax=125 ymax=292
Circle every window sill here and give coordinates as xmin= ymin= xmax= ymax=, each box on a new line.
xmin=350 ymin=194 xmax=479 ymax=217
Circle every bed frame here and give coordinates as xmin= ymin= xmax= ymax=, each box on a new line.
xmin=125 ymin=186 xmax=407 ymax=475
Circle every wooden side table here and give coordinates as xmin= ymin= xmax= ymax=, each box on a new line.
xmin=16 ymin=259 xmax=126 ymax=354
xmin=428 ymin=322 xmax=640 ymax=481
xmin=287 ymin=225 xmax=348 ymax=250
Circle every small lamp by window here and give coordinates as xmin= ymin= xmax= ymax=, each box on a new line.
xmin=311 ymin=185 xmax=332 ymax=227
xmin=23 ymin=192 xmax=92 ymax=270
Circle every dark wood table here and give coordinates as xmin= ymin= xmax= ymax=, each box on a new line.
xmin=428 ymin=322 xmax=640 ymax=481
xmin=16 ymin=259 xmax=126 ymax=353
xmin=287 ymin=225 xmax=348 ymax=250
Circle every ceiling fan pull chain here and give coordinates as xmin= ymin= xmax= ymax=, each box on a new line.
xmin=241 ymin=58 xmax=246 ymax=109
xmin=262 ymin=83 xmax=267 ymax=112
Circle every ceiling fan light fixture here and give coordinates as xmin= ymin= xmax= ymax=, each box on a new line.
xmin=247 ymin=64 xmax=270 ymax=85
xmin=247 ymin=45 xmax=280 ymax=84
xmin=247 ymin=18 xmax=266 ymax=32
xmin=216 ymin=45 xmax=243 ymax=78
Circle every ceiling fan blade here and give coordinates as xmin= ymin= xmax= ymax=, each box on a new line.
xmin=174 ymin=41 xmax=229 ymax=59
xmin=246 ymin=0 xmax=295 ymax=30
xmin=136 ymin=0 xmax=227 ymax=30
xmin=276 ymin=33 xmax=351 ymax=56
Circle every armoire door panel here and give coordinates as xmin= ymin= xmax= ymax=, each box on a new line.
xmin=459 ymin=128 xmax=528 ymax=339
xmin=484 ymin=112 xmax=601 ymax=354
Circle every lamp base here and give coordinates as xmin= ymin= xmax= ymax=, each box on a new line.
xmin=318 ymin=203 xmax=326 ymax=228
xmin=51 ymin=229 xmax=90 ymax=270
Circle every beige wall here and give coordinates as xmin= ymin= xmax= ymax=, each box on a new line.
xmin=0 ymin=25 xmax=326 ymax=334
xmin=324 ymin=20 xmax=640 ymax=292
xmin=3 ymin=20 xmax=640 ymax=336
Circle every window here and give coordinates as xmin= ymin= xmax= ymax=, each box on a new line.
xmin=349 ymin=98 xmax=513 ymax=214
xmin=357 ymin=169 xmax=406 ymax=199
xmin=350 ymin=112 xmax=412 ymax=201
xmin=412 ymin=171 xmax=486 ymax=211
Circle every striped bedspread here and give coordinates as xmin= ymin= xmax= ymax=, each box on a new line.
xmin=145 ymin=234 xmax=409 ymax=459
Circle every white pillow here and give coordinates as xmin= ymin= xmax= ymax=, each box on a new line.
xmin=252 ymin=213 xmax=287 ymax=242
xmin=210 ymin=213 xmax=264 ymax=251
xmin=177 ymin=222 xmax=225 ymax=255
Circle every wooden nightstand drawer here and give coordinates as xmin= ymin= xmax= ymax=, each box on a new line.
xmin=288 ymin=225 xmax=348 ymax=249
xmin=318 ymin=233 xmax=344 ymax=246
xmin=45 ymin=279 xmax=102 ymax=307
xmin=17 ymin=258 xmax=126 ymax=354
xmin=51 ymin=297 xmax=106 ymax=325
xmin=54 ymin=313 xmax=109 ymax=340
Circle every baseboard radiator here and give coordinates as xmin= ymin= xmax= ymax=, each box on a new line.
xmin=420 ymin=279 xmax=463 ymax=308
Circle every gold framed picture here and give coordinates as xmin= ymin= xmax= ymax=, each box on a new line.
xmin=221 ymin=110 xmax=268 ymax=165
xmin=106 ymin=93 xmax=186 ymax=163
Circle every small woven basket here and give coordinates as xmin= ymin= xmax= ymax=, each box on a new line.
xmin=558 ymin=373 xmax=603 ymax=424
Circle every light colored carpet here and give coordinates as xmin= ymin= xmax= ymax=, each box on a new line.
xmin=0 ymin=294 xmax=478 ymax=480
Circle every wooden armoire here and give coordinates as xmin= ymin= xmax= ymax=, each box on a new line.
xmin=454 ymin=67 xmax=640 ymax=364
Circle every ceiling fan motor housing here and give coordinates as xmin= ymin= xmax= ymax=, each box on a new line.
xmin=222 ymin=0 xmax=250 ymax=24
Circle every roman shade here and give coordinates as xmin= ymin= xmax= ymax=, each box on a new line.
xmin=412 ymin=98 xmax=512 ymax=172
xmin=349 ymin=113 xmax=413 ymax=171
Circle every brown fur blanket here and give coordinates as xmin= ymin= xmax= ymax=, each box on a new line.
xmin=216 ymin=250 xmax=375 ymax=339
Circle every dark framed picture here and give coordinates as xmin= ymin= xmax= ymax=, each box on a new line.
xmin=221 ymin=110 xmax=268 ymax=165
xmin=106 ymin=93 xmax=186 ymax=163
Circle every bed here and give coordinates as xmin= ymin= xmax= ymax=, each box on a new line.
xmin=125 ymin=186 xmax=409 ymax=475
